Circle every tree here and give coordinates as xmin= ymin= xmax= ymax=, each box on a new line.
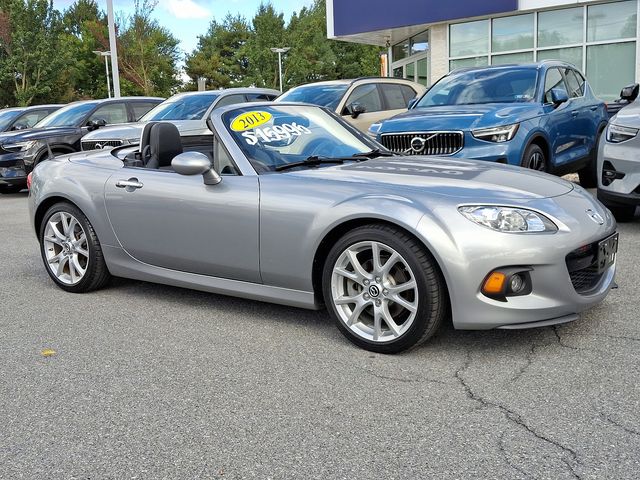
xmin=184 ymin=13 xmax=251 ymax=89
xmin=0 ymin=0 xmax=66 ymax=106
xmin=115 ymin=0 xmax=181 ymax=96
xmin=243 ymin=3 xmax=286 ymax=89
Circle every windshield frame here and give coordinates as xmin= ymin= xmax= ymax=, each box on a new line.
xmin=34 ymin=101 xmax=98 ymax=128
xmin=414 ymin=67 xmax=541 ymax=108
xmin=0 ymin=109 xmax=23 ymax=131
xmin=277 ymin=84 xmax=350 ymax=110
xmin=213 ymin=102 xmax=382 ymax=176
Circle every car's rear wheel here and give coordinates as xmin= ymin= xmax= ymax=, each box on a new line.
xmin=521 ymin=143 xmax=547 ymax=172
xmin=39 ymin=202 xmax=111 ymax=293
xmin=322 ymin=224 xmax=447 ymax=354
xmin=578 ymin=128 xmax=604 ymax=188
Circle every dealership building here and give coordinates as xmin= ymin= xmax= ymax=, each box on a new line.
xmin=327 ymin=0 xmax=639 ymax=100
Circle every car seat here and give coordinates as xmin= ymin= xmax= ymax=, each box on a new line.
xmin=144 ymin=122 xmax=183 ymax=169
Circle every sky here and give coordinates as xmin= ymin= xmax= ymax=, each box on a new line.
xmin=53 ymin=0 xmax=315 ymax=55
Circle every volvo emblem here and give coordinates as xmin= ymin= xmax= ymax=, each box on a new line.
xmin=586 ymin=208 xmax=605 ymax=225
xmin=410 ymin=137 xmax=426 ymax=153
xmin=368 ymin=285 xmax=381 ymax=298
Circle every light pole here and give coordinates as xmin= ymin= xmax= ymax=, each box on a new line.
xmin=93 ymin=50 xmax=111 ymax=98
xmin=106 ymin=0 xmax=121 ymax=97
xmin=270 ymin=47 xmax=290 ymax=92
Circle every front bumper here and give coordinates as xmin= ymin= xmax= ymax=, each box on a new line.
xmin=416 ymin=186 xmax=617 ymax=330
xmin=0 ymin=152 xmax=27 ymax=188
xmin=598 ymin=136 xmax=640 ymax=207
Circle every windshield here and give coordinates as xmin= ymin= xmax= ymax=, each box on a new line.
xmin=278 ymin=84 xmax=349 ymax=110
xmin=224 ymin=105 xmax=374 ymax=173
xmin=0 ymin=110 xmax=22 ymax=131
xmin=141 ymin=93 xmax=219 ymax=121
xmin=35 ymin=102 xmax=97 ymax=128
xmin=417 ymin=68 xmax=538 ymax=107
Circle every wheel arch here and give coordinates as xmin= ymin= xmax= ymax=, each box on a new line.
xmin=311 ymin=217 xmax=451 ymax=311
xmin=34 ymin=195 xmax=81 ymax=238
xmin=34 ymin=144 xmax=77 ymax=164
xmin=524 ymin=133 xmax=551 ymax=167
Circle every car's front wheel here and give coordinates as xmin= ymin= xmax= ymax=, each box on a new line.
xmin=521 ymin=143 xmax=547 ymax=172
xmin=39 ymin=202 xmax=111 ymax=293
xmin=322 ymin=224 xmax=447 ymax=354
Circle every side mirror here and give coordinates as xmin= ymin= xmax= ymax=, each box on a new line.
xmin=87 ymin=118 xmax=107 ymax=130
xmin=550 ymin=88 xmax=569 ymax=106
xmin=171 ymin=151 xmax=221 ymax=185
xmin=345 ymin=102 xmax=366 ymax=119
xmin=620 ymin=83 xmax=639 ymax=102
xmin=407 ymin=98 xmax=418 ymax=109
xmin=10 ymin=123 xmax=28 ymax=131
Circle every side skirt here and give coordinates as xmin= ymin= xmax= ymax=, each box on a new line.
xmin=102 ymin=245 xmax=320 ymax=310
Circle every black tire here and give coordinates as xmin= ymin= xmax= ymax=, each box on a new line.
xmin=521 ymin=143 xmax=547 ymax=172
xmin=39 ymin=202 xmax=111 ymax=293
xmin=578 ymin=128 xmax=604 ymax=188
xmin=607 ymin=205 xmax=637 ymax=222
xmin=322 ymin=224 xmax=448 ymax=354
xmin=0 ymin=184 xmax=24 ymax=194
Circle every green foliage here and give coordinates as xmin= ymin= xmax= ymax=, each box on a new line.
xmin=243 ymin=3 xmax=286 ymax=89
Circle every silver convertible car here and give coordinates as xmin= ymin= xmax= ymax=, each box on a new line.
xmin=28 ymin=103 xmax=618 ymax=353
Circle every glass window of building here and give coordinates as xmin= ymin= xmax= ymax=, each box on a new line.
xmin=450 ymin=56 xmax=489 ymax=70
xmin=492 ymin=14 xmax=534 ymax=52
xmin=536 ymin=47 xmax=583 ymax=68
xmin=538 ymin=7 xmax=583 ymax=47
xmin=406 ymin=62 xmax=415 ymax=81
xmin=492 ymin=51 xmax=534 ymax=65
xmin=587 ymin=42 xmax=637 ymax=100
xmin=417 ymin=58 xmax=428 ymax=86
xmin=450 ymin=20 xmax=489 ymax=57
xmin=411 ymin=31 xmax=429 ymax=55
xmin=587 ymin=0 xmax=637 ymax=42
xmin=392 ymin=40 xmax=410 ymax=62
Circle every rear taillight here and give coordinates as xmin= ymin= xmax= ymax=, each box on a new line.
xmin=27 ymin=172 xmax=33 ymax=190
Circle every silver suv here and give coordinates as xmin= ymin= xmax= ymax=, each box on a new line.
xmin=81 ymin=88 xmax=279 ymax=151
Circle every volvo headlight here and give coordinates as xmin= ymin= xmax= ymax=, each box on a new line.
xmin=367 ymin=122 xmax=382 ymax=139
xmin=471 ymin=124 xmax=519 ymax=143
xmin=3 ymin=140 xmax=37 ymax=152
xmin=459 ymin=206 xmax=558 ymax=233
xmin=606 ymin=123 xmax=638 ymax=143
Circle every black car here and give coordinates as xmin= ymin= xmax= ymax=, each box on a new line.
xmin=0 ymin=104 xmax=62 ymax=132
xmin=0 ymin=97 xmax=162 ymax=193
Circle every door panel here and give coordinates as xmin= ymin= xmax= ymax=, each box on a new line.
xmin=104 ymin=169 xmax=260 ymax=283
xmin=543 ymin=68 xmax=575 ymax=167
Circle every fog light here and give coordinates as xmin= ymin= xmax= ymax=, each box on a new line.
xmin=509 ymin=274 xmax=525 ymax=293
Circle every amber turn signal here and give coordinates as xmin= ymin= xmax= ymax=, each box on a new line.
xmin=482 ymin=271 xmax=506 ymax=295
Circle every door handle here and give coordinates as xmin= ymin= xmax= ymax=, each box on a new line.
xmin=116 ymin=179 xmax=143 ymax=189
xmin=571 ymin=110 xmax=579 ymax=117
xmin=590 ymin=106 xmax=599 ymax=111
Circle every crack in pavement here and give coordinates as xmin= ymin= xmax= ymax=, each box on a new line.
xmin=498 ymin=432 xmax=535 ymax=479
xmin=455 ymin=351 xmax=583 ymax=480
xmin=603 ymin=334 xmax=640 ymax=343
xmin=357 ymin=366 xmax=449 ymax=386
xmin=599 ymin=411 xmax=640 ymax=438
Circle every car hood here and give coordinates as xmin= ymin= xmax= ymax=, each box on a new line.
xmin=378 ymin=103 xmax=543 ymax=133
xmin=0 ymin=126 xmax=81 ymax=144
xmin=286 ymin=156 xmax=574 ymax=200
xmin=610 ymin=99 xmax=640 ymax=128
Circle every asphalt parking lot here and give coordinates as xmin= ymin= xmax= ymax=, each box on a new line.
xmin=0 ymin=191 xmax=639 ymax=479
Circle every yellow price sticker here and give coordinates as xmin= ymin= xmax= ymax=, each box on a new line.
xmin=231 ymin=111 xmax=272 ymax=132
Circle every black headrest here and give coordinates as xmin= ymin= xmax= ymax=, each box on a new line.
xmin=146 ymin=122 xmax=183 ymax=169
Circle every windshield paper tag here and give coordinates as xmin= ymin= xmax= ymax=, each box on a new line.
xmin=231 ymin=111 xmax=272 ymax=131
xmin=242 ymin=123 xmax=312 ymax=145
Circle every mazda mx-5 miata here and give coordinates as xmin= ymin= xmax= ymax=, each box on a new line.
xmin=28 ymin=103 xmax=618 ymax=353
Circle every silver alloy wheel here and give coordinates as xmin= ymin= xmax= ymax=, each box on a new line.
xmin=528 ymin=151 xmax=545 ymax=171
xmin=331 ymin=241 xmax=418 ymax=343
xmin=43 ymin=211 xmax=89 ymax=285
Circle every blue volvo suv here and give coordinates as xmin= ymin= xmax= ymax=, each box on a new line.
xmin=370 ymin=61 xmax=607 ymax=187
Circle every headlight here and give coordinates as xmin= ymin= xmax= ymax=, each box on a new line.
xmin=3 ymin=140 xmax=37 ymax=152
xmin=459 ymin=206 xmax=558 ymax=233
xmin=606 ymin=123 xmax=638 ymax=143
xmin=471 ymin=124 xmax=519 ymax=143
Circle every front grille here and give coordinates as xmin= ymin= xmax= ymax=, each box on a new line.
xmin=380 ymin=132 xmax=464 ymax=155
xmin=566 ymin=243 xmax=603 ymax=295
xmin=81 ymin=139 xmax=123 ymax=151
